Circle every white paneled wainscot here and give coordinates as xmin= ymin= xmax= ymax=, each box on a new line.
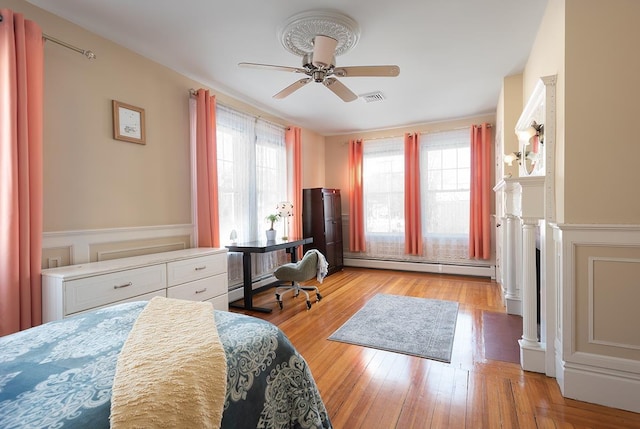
xmin=41 ymin=248 xmax=228 ymax=322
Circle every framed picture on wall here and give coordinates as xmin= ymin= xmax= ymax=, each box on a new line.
xmin=112 ymin=100 xmax=146 ymax=145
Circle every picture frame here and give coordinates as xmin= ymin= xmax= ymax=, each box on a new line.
xmin=112 ymin=100 xmax=146 ymax=145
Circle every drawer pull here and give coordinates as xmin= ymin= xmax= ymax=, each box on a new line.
xmin=195 ymin=288 xmax=207 ymax=294
xmin=195 ymin=266 xmax=207 ymax=271
xmin=114 ymin=282 xmax=133 ymax=290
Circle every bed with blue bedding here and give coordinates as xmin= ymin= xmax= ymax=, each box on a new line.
xmin=0 ymin=301 xmax=332 ymax=429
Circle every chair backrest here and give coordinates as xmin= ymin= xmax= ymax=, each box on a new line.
xmin=274 ymin=250 xmax=318 ymax=282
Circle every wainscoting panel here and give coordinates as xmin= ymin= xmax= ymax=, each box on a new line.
xmin=555 ymin=224 xmax=640 ymax=413
xmin=42 ymin=224 xmax=195 ymax=267
xmin=589 ymin=257 xmax=640 ymax=350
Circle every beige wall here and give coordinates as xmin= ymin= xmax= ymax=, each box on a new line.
xmin=527 ymin=0 xmax=640 ymax=224
xmin=498 ymin=74 xmax=524 ymax=180
xmin=522 ymin=0 xmax=566 ymax=222
xmin=325 ymin=114 xmax=496 ymax=214
xmin=563 ymin=0 xmax=640 ymax=224
xmin=301 ymin=129 xmax=326 ymax=188
xmin=8 ymin=0 xmax=305 ymax=234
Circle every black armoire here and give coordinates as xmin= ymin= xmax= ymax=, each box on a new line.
xmin=302 ymin=188 xmax=343 ymax=275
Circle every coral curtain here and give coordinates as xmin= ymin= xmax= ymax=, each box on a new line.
xmin=195 ymin=89 xmax=220 ymax=247
xmin=469 ymin=123 xmax=492 ymax=259
xmin=348 ymin=139 xmax=365 ymax=251
xmin=404 ymin=133 xmax=423 ymax=255
xmin=0 ymin=9 xmax=44 ymax=336
xmin=285 ymin=126 xmax=302 ymax=256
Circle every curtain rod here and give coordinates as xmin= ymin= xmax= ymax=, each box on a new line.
xmin=43 ymin=33 xmax=96 ymax=60
xmin=342 ymin=123 xmax=493 ymax=143
xmin=342 ymin=123 xmax=493 ymax=146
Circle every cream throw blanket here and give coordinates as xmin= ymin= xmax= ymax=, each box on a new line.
xmin=110 ymin=297 xmax=227 ymax=429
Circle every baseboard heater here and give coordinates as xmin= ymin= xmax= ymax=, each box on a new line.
xmin=344 ymin=258 xmax=494 ymax=278
xmin=228 ymin=274 xmax=278 ymax=303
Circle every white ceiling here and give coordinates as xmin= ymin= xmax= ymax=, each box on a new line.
xmin=27 ymin=0 xmax=547 ymax=136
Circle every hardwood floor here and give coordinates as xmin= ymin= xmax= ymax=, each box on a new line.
xmin=230 ymin=267 xmax=640 ymax=428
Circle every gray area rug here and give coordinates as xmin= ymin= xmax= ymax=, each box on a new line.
xmin=328 ymin=294 xmax=459 ymax=363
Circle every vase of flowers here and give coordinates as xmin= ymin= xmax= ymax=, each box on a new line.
xmin=265 ymin=213 xmax=280 ymax=241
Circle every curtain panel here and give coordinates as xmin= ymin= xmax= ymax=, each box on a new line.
xmin=404 ymin=133 xmax=422 ymax=255
xmin=0 ymin=9 xmax=44 ymax=336
xmin=469 ymin=123 xmax=492 ymax=259
xmin=348 ymin=139 xmax=365 ymax=252
xmin=285 ymin=126 xmax=302 ymax=257
xmin=195 ymin=89 xmax=220 ymax=248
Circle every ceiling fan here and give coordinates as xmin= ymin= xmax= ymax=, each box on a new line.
xmin=239 ymin=34 xmax=400 ymax=102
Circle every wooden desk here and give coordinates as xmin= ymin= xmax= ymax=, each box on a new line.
xmin=226 ymin=237 xmax=313 ymax=313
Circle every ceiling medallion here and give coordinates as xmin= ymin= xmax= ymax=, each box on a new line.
xmin=278 ymin=10 xmax=361 ymax=57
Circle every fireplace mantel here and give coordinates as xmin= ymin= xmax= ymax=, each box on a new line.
xmin=494 ymin=176 xmax=545 ymax=220
xmin=494 ymin=75 xmax=557 ymax=376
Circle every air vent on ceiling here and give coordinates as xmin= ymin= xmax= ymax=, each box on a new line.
xmin=361 ymin=91 xmax=385 ymax=103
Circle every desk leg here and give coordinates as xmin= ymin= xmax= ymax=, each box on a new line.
xmin=229 ymin=252 xmax=272 ymax=313
xmin=287 ymin=246 xmax=299 ymax=263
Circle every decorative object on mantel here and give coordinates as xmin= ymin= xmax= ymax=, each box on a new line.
xmin=265 ymin=213 xmax=280 ymax=241
xmin=277 ymin=201 xmax=294 ymax=240
xmin=112 ymin=100 xmax=146 ymax=145
xmin=515 ymin=120 xmax=544 ymax=175
xmin=517 ymin=120 xmax=544 ymax=145
xmin=504 ymin=151 xmax=522 ymax=166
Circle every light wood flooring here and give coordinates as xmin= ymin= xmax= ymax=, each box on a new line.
xmin=230 ymin=267 xmax=640 ymax=428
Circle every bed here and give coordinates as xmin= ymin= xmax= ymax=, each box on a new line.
xmin=0 ymin=301 xmax=332 ymax=429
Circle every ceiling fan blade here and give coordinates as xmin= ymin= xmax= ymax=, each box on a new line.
xmin=323 ymin=77 xmax=358 ymax=102
xmin=273 ymin=78 xmax=312 ymax=99
xmin=239 ymin=62 xmax=306 ymax=74
xmin=333 ymin=65 xmax=400 ymax=78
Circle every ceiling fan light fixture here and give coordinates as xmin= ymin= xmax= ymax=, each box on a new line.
xmin=278 ymin=10 xmax=360 ymax=57
xmin=312 ymin=35 xmax=337 ymax=68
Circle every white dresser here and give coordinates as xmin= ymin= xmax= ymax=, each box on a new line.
xmin=41 ymin=248 xmax=228 ymax=322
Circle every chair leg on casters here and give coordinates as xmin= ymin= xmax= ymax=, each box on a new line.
xmin=275 ymin=282 xmax=322 ymax=311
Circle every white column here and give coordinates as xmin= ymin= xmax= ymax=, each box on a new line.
xmin=520 ymin=218 xmax=539 ymax=347
xmin=504 ymin=214 xmax=519 ymax=314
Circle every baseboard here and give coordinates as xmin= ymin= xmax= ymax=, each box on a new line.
xmin=344 ymin=258 xmax=494 ymax=277
xmin=562 ymin=362 xmax=640 ymax=413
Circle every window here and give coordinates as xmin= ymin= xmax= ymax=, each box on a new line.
xmin=362 ymin=137 xmax=405 ymax=259
xmin=358 ymin=129 xmax=473 ymax=264
xmin=420 ymin=129 xmax=470 ymax=262
xmin=216 ymin=104 xmax=287 ymax=286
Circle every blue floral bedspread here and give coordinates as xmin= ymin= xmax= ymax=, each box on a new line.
xmin=0 ymin=302 xmax=332 ymax=429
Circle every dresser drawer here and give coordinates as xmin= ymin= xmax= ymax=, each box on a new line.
xmin=167 ymin=273 xmax=227 ymax=302
xmin=167 ymin=254 xmax=226 ymax=286
xmin=207 ymin=294 xmax=229 ymax=312
xmin=69 ymin=290 xmax=166 ymax=317
xmin=64 ymin=265 xmax=166 ymax=314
